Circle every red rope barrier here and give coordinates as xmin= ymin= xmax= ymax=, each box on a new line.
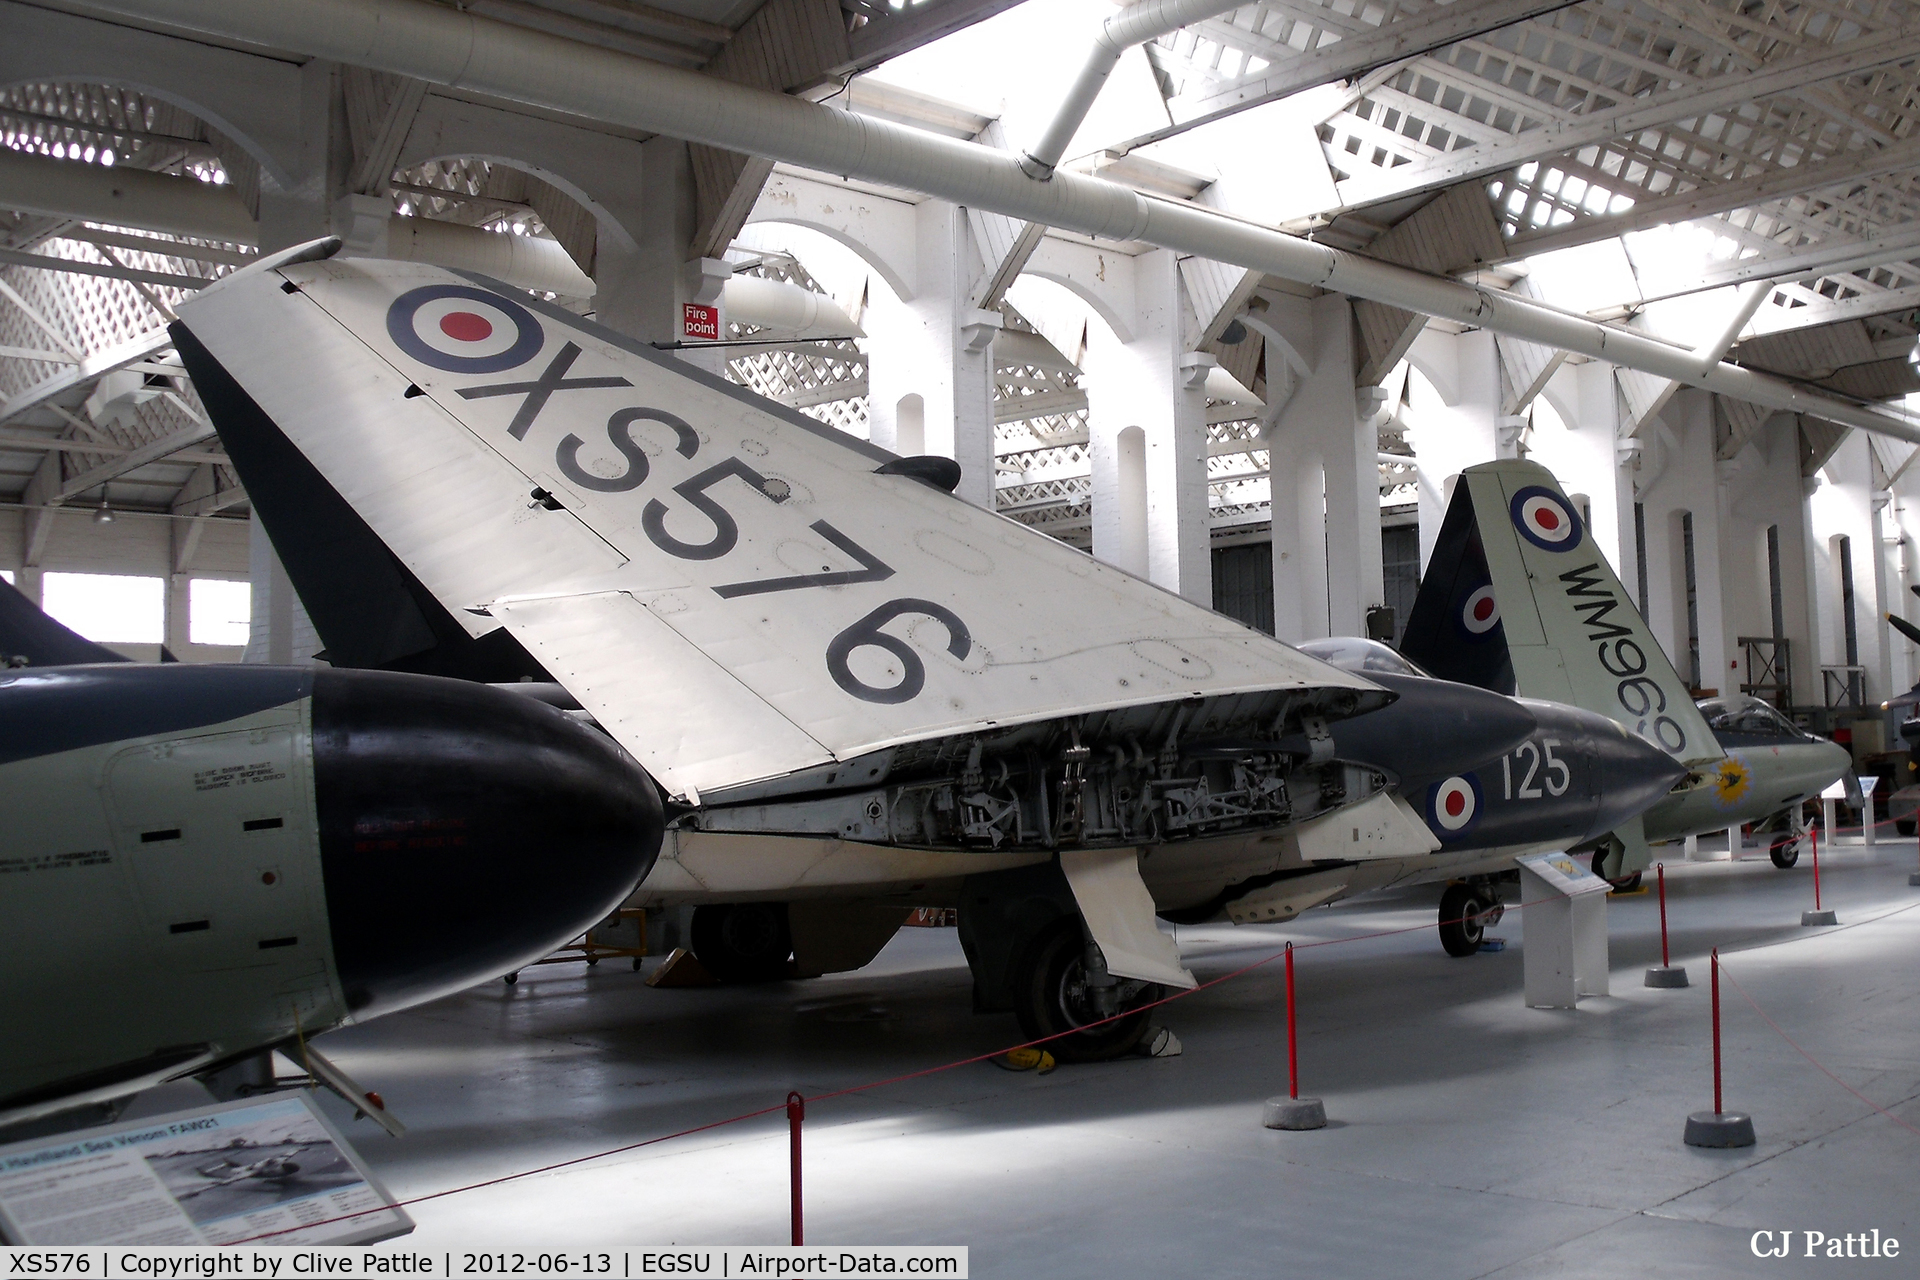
xmin=1717 ymin=961 xmax=1920 ymax=1140
xmin=232 ymin=861 xmax=1912 ymax=1244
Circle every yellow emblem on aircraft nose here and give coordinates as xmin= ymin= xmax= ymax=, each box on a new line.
xmin=1712 ymin=756 xmax=1752 ymax=807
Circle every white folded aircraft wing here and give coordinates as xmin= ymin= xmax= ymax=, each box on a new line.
xmin=175 ymin=255 xmax=1383 ymax=797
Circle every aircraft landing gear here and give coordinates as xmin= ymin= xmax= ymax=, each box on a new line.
xmin=1760 ymin=808 xmax=1805 ymax=868
xmin=1588 ymin=848 xmax=1643 ymax=892
xmin=1438 ymin=881 xmax=1503 ymax=957
xmin=1012 ymin=918 xmax=1161 ymax=1063
xmin=690 ymin=903 xmax=793 ymax=982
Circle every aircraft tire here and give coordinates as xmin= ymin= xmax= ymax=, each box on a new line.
xmin=690 ymin=903 xmax=794 ymax=983
xmin=1898 ymin=819 xmax=1916 ymax=837
xmin=1769 ymin=840 xmax=1800 ymax=869
xmin=1438 ymin=883 xmax=1489 ymax=958
xmin=1012 ymin=919 xmax=1159 ymax=1062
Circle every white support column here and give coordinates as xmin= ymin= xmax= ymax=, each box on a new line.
xmin=164 ymin=572 xmax=190 ymax=658
xmin=1408 ymin=328 xmax=1500 ymax=572
xmin=260 ymin=61 xmax=348 ymax=255
xmin=1307 ymin=292 xmax=1381 ymax=637
xmin=592 ymin=135 xmax=693 ymax=348
xmin=1259 ymin=293 xmax=1326 ymax=639
xmin=1808 ymin=432 xmax=1889 ymax=712
xmin=242 ymin=513 xmax=320 ymax=666
xmin=1634 ymin=389 xmax=1729 ymax=689
xmin=1261 ymin=290 xmax=1381 ymax=638
xmin=1083 ymin=250 xmax=1211 ymax=604
xmin=864 ymin=200 xmax=996 ymax=506
xmin=1530 ymin=359 xmax=1633 ymax=579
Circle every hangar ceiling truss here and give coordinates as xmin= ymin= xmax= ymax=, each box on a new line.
xmin=1136 ymin=0 xmax=1920 ymax=340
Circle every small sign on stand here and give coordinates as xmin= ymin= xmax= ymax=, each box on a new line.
xmin=1820 ymin=775 xmax=1847 ymax=846
xmin=0 ymin=1093 xmax=411 ymax=1246
xmin=1516 ymin=850 xmax=1611 ymax=1009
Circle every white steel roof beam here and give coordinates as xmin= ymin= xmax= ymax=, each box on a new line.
xmin=1330 ymin=25 xmax=1920 ymax=212
xmin=79 ymin=0 xmax=1920 ymax=444
xmin=1503 ymin=133 xmax=1920 ymax=259
xmin=1136 ymin=0 xmax=1586 ymax=149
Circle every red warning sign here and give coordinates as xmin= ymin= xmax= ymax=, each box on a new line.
xmin=682 ymin=302 xmax=720 ymax=341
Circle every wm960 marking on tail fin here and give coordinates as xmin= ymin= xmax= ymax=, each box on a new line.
xmin=1559 ymin=562 xmax=1688 ymax=755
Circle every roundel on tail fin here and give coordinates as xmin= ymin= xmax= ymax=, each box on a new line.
xmin=1510 ymin=485 xmax=1582 ymax=552
xmin=1459 ymin=584 xmax=1500 ymax=637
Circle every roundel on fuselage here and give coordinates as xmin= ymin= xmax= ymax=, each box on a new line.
xmin=386 ymin=284 xmax=544 ymax=374
xmin=1510 ymin=485 xmax=1582 ymax=552
xmin=1428 ymin=774 xmax=1482 ymax=838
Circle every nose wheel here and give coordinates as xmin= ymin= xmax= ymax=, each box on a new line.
xmin=1438 ymin=882 xmax=1501 ymax=957
xmin=1759 ymin=808 xmax=1806 ymax=868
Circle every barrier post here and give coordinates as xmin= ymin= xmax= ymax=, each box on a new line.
xmin=1262 ymin=941 xmax=1325 ymax=1131
xmin=1683 ymin=948 xmax=1755 ymax=1146
xmin=1285 ymin=942 xmax=1298 ymax=1100
xmin=786 ymin=1091 xmax=804 ymax=1246
xmin=1711 ymin=951 xmax=1722 ymax=1116
xmin=1645 ymin=862 xmax=1687 ymax=987
xmin=1803 ymin=827 xmax=1838 ymax=926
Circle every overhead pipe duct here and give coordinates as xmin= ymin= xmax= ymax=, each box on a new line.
xmin=384 ymin=215 xmax=592 ymax=296
xmin=721 ymin=274 xmax=864 ymax=339
xmin=0 ymin=145 xmax=257 ymax=242
xmin=1020 ymin=0 xmax=1248 ymax=180
xmin=77 ymin=0 xmax=1920 ymax=446
xmin=0 ymin=148 xmax=863 ymax=325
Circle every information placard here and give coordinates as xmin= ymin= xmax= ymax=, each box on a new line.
xmin=0 ymin=1094 xmax=411 ymax=1246
xmin=1514 ymin=849 xmax=1611 ymax=897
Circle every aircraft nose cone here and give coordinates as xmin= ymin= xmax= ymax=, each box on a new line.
xmin=1327 ymin=672 xmax=1538 ymax=782
xmin=1590 ymin=714 xmax=1690 ymax=832
xmin=310 ymin=671 xmax=662 ymax=1018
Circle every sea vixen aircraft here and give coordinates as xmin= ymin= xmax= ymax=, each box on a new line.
xmin=164 ymin=245 xmax=1679 ymax=1056
xmin=1400 ymin=459 xmax=1851 ymax=880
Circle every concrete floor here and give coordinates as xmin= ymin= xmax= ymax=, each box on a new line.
xmin=138 ymin=838 xmax=1920 ymax=1276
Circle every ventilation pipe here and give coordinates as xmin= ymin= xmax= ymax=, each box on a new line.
xmin=1020 ymin=0 xmax=1249 ymax=180
xmin=385 ymin=215 xmax=592 ymax=296
xmin=721 ymin=274 xmax=864 ymax=339
xmin=76 ymin=0 xmax=1920 ymax=446
xmin=0 ymin=148 xmax=866 ymax=327
xmin=0 ymin=145 xmax=256 ymax=241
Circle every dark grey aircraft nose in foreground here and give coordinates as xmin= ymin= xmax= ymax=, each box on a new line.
xmin=0 ymin=662 xmax=663 ymax=1127
xmin=1586 ymin=708 xmax=1693 ymax=835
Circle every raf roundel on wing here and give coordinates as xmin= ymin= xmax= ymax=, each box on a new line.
xmin=1509 ymin=484 xmax=1583 ymax=552
xmin=1427 ymin=773 xmax=1482 ymax=837
xmin=387 ymin=284 xmax=545 ymax=374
